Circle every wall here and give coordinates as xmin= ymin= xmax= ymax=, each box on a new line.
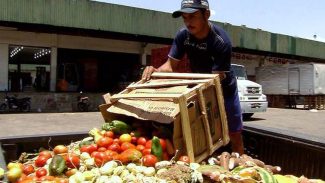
xmin=0 ymin=44 xmax=8 ymax=91
xmin=0 ymin=29 xmax=167 ymax=91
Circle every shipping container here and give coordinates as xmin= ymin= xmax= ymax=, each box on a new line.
xmin=256 ymin=63 xmax=325 ymax=95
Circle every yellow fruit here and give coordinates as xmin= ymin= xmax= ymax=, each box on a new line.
xmin=274 ymin=174 xmax=297 ymax=183
xmin=7 ymin=162 xmax=23 ymax=170
xmin=119 ymin=134 xmax=132 ymax=143
xmin=7 ymin=167 xmax=22 ymax=182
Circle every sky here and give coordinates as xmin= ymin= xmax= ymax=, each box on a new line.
xmin=93 ymin=0 xmax=325 ymax=43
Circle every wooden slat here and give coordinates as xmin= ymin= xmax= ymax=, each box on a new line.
xmin=127 ymin=79 xmax=211 ymax=89
xmin=110 ymin=93 xmax=181 ymax=101
xmin=213 ymin=77 xmax=230 ymax=145
xmin=151 ymin=72 xmax=218 ymax=79
xmin=196 ymin=88 xmax=214 ymax=155
xmin=178 ymin=96 xmax=195 ymax=162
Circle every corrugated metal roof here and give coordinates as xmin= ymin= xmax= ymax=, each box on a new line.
xmin=0 ymin=0 xmax=325 ymax=60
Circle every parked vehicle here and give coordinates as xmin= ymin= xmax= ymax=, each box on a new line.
xmin=77 ymin=91 xmax=90 ymax=112
xmin=0 ymin=92 xmax=31 ymax=112
xmin=231 ymin=64 xmax=268 ymax=119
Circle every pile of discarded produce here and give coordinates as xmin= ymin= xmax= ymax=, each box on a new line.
xmin=0 ymin=120 xmax=324 ymax=183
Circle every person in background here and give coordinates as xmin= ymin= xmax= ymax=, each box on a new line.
xmin=142 ymin=0 xmax=244 ymax=154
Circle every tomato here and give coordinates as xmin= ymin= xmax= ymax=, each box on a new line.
xmin=104 ymin=131 xmax=114 ymax=138
xmin=65 ymin=168 xmax=77 ymax=177
xmin=108 ymin=143 xmax=121 ymax=153
xmin=53 ymin=145 xmax=68 ymax=155
xmin=93 ymin=151 xmax=110 ymax=166
xmin=137 ymin=137 xmax=147 ymax=146
xmin=145 ymin=140 xmax=152 ymax=149
xmin=54 ymin=177 xmax=69 ymax=183
xmin=39 ymin=151 xmax=52 ymax=159
xmin=119 ymin=134 xmax=132 ymax=143
xmin=142 ymin=148 xmax=151 ymax=155
xmin=136 ymin=145 xmax=145 ymax=152
xmin=35 ymin=156 xmax=48 ymax=167
xmin=105 ymin=150 xmax=118 ymax=157
xmin=35 ymin=167 xmax=47 ymax=178
xmin=120 ymin=142 xmax=136 ymax=152
xmin=113 ymin=138 xmax=120 ymax=144
xmin=142 ymin=154 xmax=158 ymax=167
xmin=80 ymin=144 xmax=97 ymax=154
xmin=65 ymin=154 xmax=80 ymax=168
xmin=39 ymin=175 xmax=55 ymax=181
xmin=97 ymin=137 xmax=113 ymax=148
xmin=22 ymin=164 xmax=35 ymax=175
xmin=97 ymin=147 xmax=107 ymax=152
xmin=163 ymin=152 xmax=169 ymax=160
xmin=159 ymin=139 xmax=167 ymax=151
xmin=178 ymin=155 xmax=190 ymax=163
xmin=131 ymin=136 xmax=137 ymax=144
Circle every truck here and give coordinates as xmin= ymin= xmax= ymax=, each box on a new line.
xmin=231 ymin=64 xmax=268 ymax=119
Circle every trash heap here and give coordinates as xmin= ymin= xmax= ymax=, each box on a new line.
xmin=1 ymin=120 xmax=324 ymax=183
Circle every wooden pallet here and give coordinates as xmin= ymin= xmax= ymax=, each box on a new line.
xmin=303 ymin=95 xmax=325 ymax=110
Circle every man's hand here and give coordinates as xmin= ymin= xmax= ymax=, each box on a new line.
xmin=212 ymin=71 xmax=227 ymax=80
xmin=142 ymin=66 xmax=158 ymax=81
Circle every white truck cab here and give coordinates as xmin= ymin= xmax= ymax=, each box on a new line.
xmin=231 ymin=64 xmax=268 ymax=119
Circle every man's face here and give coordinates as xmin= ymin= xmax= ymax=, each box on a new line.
xmin=181 ymin=10 xmax=208 ymax=36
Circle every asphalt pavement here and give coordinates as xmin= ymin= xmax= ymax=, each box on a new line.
xmin=0 ymin=108 xmax=324 ymax=144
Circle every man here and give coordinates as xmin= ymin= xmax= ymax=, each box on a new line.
xmin=142 ymin=0 xmax=244 ymax=154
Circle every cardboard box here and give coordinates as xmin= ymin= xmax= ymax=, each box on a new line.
xmin=99 ymin=72 xmax=229 ymax=162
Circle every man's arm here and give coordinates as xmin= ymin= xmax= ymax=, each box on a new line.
xmin=142 ymin=57 xmax=179 ymax=81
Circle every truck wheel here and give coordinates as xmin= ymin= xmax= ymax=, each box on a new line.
xmin=243 ymin=113 xmax=254 ymax=120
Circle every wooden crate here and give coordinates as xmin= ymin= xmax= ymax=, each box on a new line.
xmin=99 ymin=72 xmax=229 ymax=163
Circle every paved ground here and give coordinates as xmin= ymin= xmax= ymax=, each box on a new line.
xmin=0 ymin=108 xmax=324 ymax=144
xmin=244 ymin=107 xmax=325 ymax=144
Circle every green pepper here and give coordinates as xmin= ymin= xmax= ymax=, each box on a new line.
xmin=49 ymin=155 xmax=66 ymax=176
xmin=151 ymin=136 xmax=163 ymax=161
xmin=101 ymin=120 xmax=131 ymax=134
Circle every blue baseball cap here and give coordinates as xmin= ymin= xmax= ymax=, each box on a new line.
xmin=172 ymin=0 xmax=209 ymax=18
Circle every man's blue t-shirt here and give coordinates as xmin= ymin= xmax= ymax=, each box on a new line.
xmin=168 ymin=23 xmax=237 ymax=97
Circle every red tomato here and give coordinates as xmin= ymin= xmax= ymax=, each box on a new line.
xmin=53 ymin=145 xmax=68 ymax=155
xmin=39 ymin=175 xmax=55 ymax=181
xmin=23 ymin=164 xmax=35 ymax=175
xmin=80 ymin=144 xmax=97 ymax=154
xmin=159 ymin=139 xmax=167 ymax=151
xmin=137 ymin=137 xmax=147 ymax=146
xmin=131 ymin=136 xmax=137 ymax=144
xmin=108 ymin=143 xmax=121 ymax=153
xmin=113 ymin=138 xmax=120 ymax=144
xmin=35 ymin=167 xmax=47 ymax=178
xmin=104 ymin=131 xmax=114 ymax=138
xmin=97 ymin=147 xmax=107 ymax=152
xmin=65 ymin=154 xmax=80 ymax=168
xmin=136 ymin=145 xmax=145 ymax=152
xmin=93 ymin=151 xmax=111 ymax=166
xmin=178 ymin=155 xmax=190 ymax=163
xmin=142 ymin=154 xmax=158 ymax=167
xmin=120 ymin=142 xmax=136 ymax=152
xmin=96 ymin=137 xmax=113 ymax=148
xmin=163 ymin=152 xmax=169 ymax=160
xmin=39 ymin=151 xmax=52 ymax=159
xmin=145 ymin=140 xmax=152 ymax=149
xmin=35 ymin=156 xmax=48 ymax=167
xmin=142 ymin=148 xmax=151 ymax=155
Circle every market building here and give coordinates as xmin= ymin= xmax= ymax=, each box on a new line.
xmin=1 ymin=0 xmax=325 ymax=112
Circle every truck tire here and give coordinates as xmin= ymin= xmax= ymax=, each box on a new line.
xmin=243 ymin=113 xmax=254 ymax=120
